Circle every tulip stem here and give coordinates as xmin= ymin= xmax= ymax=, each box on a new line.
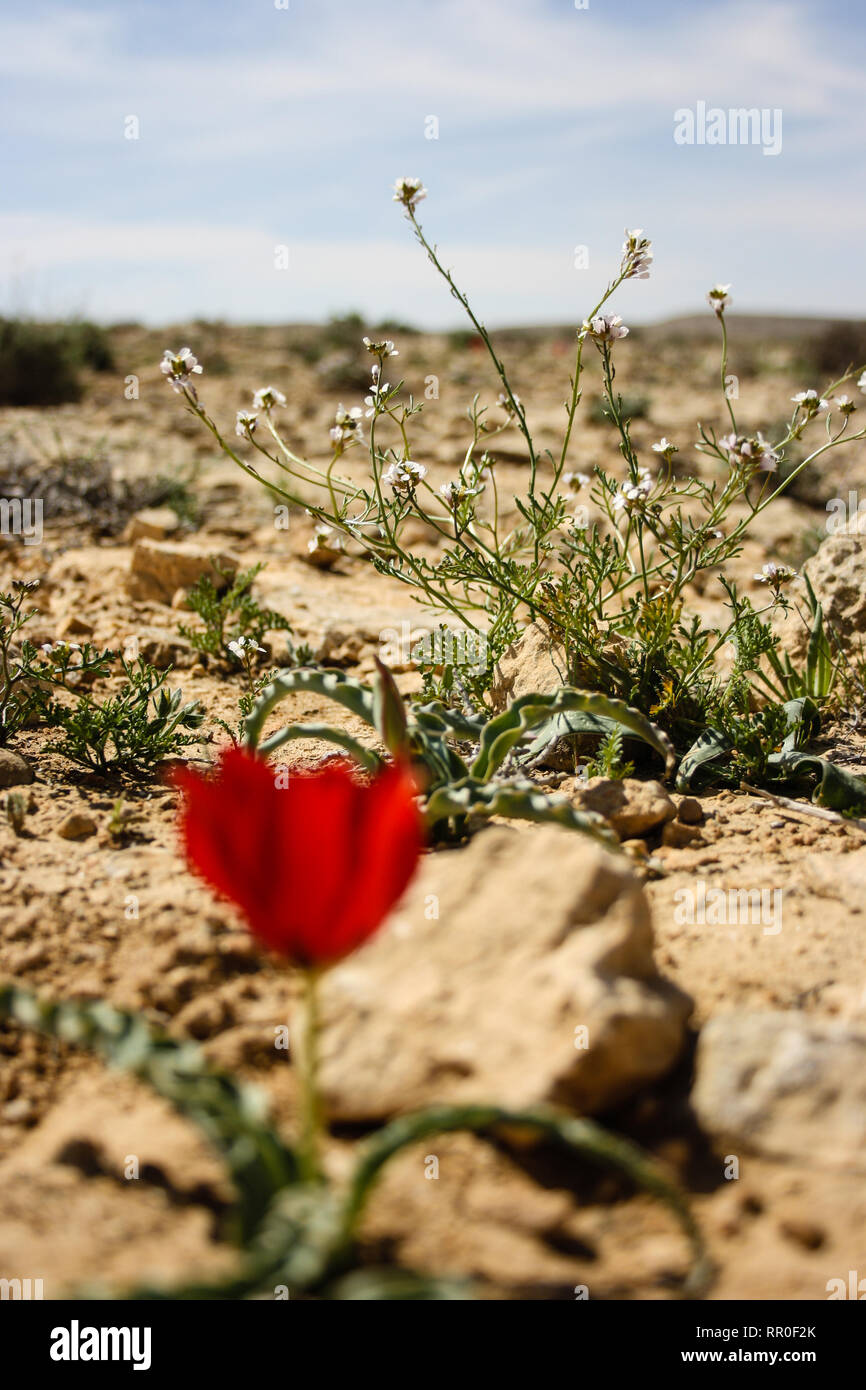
xmin=296 ymin=966 xmax=325 ymax=1184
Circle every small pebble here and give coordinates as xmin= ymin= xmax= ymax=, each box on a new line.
xmin=58 ymin=812 xmax=98 ymax=840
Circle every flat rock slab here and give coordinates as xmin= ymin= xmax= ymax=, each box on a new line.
xmin=691 ymin=1010 xmax=866 ymax=1172
xmin=317 ymin=824 xmax=692 ymax=1121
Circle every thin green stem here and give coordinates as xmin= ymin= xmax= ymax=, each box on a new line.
xmin=296 ymin=966 xmax=324 ymax=1185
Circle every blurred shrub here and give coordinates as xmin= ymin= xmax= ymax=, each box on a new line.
xmin=0 ymin=318 xmax=114 ymax=406
xmin=806 ymin=321 xmax=866 ymax=379
xmin=589 ymin=392 xmax=650 ymax=424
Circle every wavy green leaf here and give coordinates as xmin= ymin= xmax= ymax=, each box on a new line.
xmin=338 ymin=1104 xmax=713 ymax=1299
xmin=424 ymin=776 xmax=618 ymax=846
xmin=471 ymin=689 xmax=675 ymax=782
xmin=244 ymin=667 xmax=376 ymax=749
xmin=258 ymin=722 xmax=382 ymax=771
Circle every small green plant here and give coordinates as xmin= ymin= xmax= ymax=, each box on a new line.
xmin=0 ymin=581 xmax=114 ymax=744
xmin=162 ymin=182 xmax=866 ymax=809
xmin=45 ymin=656 xmax=205 ymax=776
xmin=178 ymin=563 xmax=296 ymax=662
xmin=4 ymin=791 xmax=28 ymax=836
xmin=584 ymin=726 xmax=635 ymax=780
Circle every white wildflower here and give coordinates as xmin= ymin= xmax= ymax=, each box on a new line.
xmin=330 ymin=404 xmax=364 ymax=446
xmin=235 ymin=411 xmax=258 ymax=438
xmin=621 ymin=228 xmax=653 ymax=280
xmin=364 ymin=383 xmax=390 ymax=417
xmin=581 ymin=314 xmax=629 ymax=343
xmin=652 ymin=438 xmax=678 ymax=459
xmin=754 ymin=562 xmax=797 ymax=592
xmin=252 ymin=386 xmax=286 ymax=411
xmin=439 ymin=479 xmax=481 ymax=508
xmin=563 ymin=470 xmax=591 ymax=492
xmin=719 ymin=432 xmax=778 ymax=473
xmin=791 ymin=389 xmax=829 ymax=414
xmin=613 ymin=467 xmax=653 ymax=513
xmin=392 ymin=177 xmax=427 ymax=211
xmin=707 ymin=284 xmax=732 ymax=316
xmin=227 ymin=636 xmax=265 ymax=660
xmin=383 ymin=459 xmax=427 ymax=497
xmin=160 ymin=347 xmax=203 ymax=394
xmin=362 ymin=337 xmax=399 ymax=358
xmin=307 ymin=524 xmax=344 ymax=557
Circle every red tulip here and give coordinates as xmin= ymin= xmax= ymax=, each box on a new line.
xmin=173 ymin=748 xmax=424 ymax=966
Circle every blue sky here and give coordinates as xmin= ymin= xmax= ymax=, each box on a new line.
xmin=2 ymin=0 xmax=865 ymax=327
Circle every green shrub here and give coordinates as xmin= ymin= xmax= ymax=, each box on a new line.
xmin=0 ymin=318 xmax=114 ymax=406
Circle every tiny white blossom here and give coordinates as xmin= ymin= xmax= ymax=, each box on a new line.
xmin=858 ymin=370 xmax=866 ymax=393
xmin=383 ymin=459 xmax=427 ymax=496
xmin=652 ymin=438 xmax=678 ymax=458
xmin=613 ymin=468 xmax=653 ymax=513
xmin=228 ymin=636 xmax=265 ymax=660
xmin=252 ymin=386 xmax=286 ymax=411
xmin=362 ymin=337 xmax=399 ymax=358
xmin=392 ymin=177 xmax=427 ymax=210
xmin=791 ymin=389 xmax=829 ymax=412
xmin=236 ymin=411 xmax=258 ymax=438
xmin=439 ymin=479 xmax=481 ymax=507
xmin=330 ymin=404 xmax=364 ymax=446
xmin=563 ymin=470 xmax=591 ymax=492
xmin=364 ymin=383 xmax=390 ymax=417
xmin=581 ymin=314 xmax=629 ymax=343
xmin=41 ymin=640 xmax=81 ymax=656
xmin=707 ymin=284 xmax=732 ymax=315
xmin=307 ymin=524 xmax=344 ymax=559
xmin=160 ymin=347 xmax=203 ymax=393
xmin=754 ymin=562 xmax=797 ymax=591
xmin=719 ymin=432 xmax=778 ymax=473
xmin=621 ymin=228 xmax=653 ymax=280
xmin=834 ymin=394 xmax=856 ymax=415
xmin=497 ymin=391 xmax=521 ymax=414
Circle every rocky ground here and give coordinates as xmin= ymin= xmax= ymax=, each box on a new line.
xmin=1 ymin=320 xmax=865 ymax=1300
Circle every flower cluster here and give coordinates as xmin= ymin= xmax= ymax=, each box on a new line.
xmin=392 ymin=177 xmax=427 ymax=212
xmin=652 ymin=438 xmax=678 ymax=461
xmin=439 ymin=479 xmax=482 ymax=509
xmin=754 ymin=561 xmax=797 ymax=595
xmin=613 ymin=467 xmax=654 ymax=514
xmin=706 ymin=284 xmax=732 ymax=316
xmin=562 ymin=470 xmax=590 ymax=492
xmin=236 ymin=410 xmax=258 ymax=439
xmin=384 ymin=459 xmax=427 ymax=497
xmin=253 ymin=386 xmax=287 ymax=412
xmin=227 ymin=636 xmax=265 ymax=661
xmin=581 ymin=313 xmax=629 ymax=343
xmin=362 ymin=337 xmax=399 ymax=358
xmin=719 ymin=432 xmax=778 ymax=474
xmin=791 ymin=389 xmax=829 ymax=417
xmin=160 ymin=347 xmax=203 ymax=395
xmin=330 ymin=404 xmax=364 ymax=449
xmin=621 ymin=228 xmax=653 ymax=280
